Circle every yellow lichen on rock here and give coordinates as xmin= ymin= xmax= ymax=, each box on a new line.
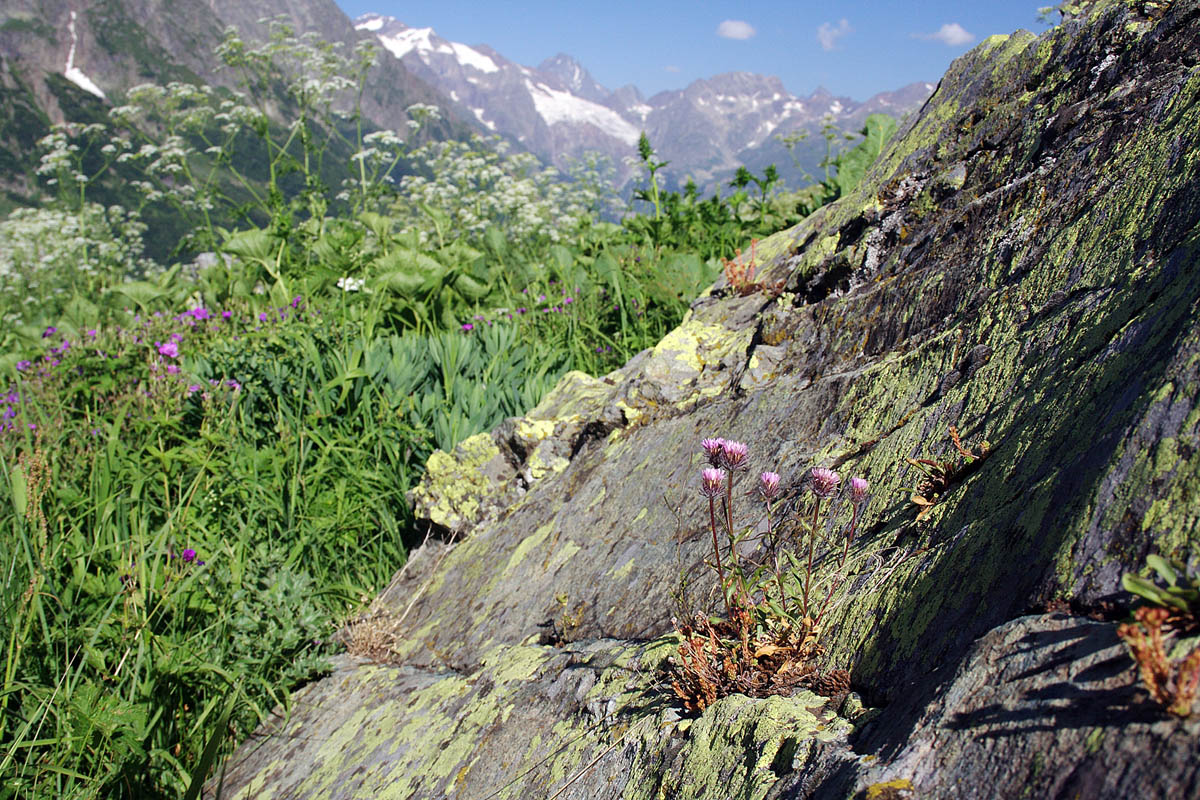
xmin=406 ymin=432 xmax=506 ymax=532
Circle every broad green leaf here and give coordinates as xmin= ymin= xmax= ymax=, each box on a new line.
xmin=454 ymin=273 xmax=490 ymax=302
xmin=110 ymin=281 xmax=165 ymax=312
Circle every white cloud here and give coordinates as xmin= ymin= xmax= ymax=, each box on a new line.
xmin=914 ymin=23 xmax=976 ymax=47
xmin=817 ymin=19 xmax=852 ymax=51
xmin=717 ymin=20 xmax=756 ymax=40
xmin=664 ymin=64 xmax=681 ymax=73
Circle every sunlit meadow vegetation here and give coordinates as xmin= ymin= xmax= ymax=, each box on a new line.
xmin=0 ymin=19 xmax=888 ymax=799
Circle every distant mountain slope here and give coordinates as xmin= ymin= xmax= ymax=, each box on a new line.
xmin=356 ymin=13 xmax=932 ymax=191
xmin=0 ymin=0 xmax=471 ymax=211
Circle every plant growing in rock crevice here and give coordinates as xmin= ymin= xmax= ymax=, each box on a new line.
xmin=669 ymin=437 xmax=870 ymax=712
xmin=1118 ymin=555 xmax=1200 ymax=716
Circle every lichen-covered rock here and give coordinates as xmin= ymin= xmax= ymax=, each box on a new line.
xmin=213 ymin=3 xmax=1200 ymax=798
xmin=770 ymin=614 xmax=1200 ymax=799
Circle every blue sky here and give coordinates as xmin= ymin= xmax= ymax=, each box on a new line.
xmin=334 ymin=2 xmax=1052 ymax=100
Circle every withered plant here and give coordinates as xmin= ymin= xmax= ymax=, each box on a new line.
xmin=721 ymin=240 xmax=786 ymax=298
xmin=1118 ymin=555 xmax=1200 ymax=716
xmin=668 ymin=437 xmax=865 ymax=712
xmin=904 ymin=425 xmax=991 ymax=522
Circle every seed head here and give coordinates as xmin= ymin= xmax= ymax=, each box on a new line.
xmin=759 ymin=471 xmax=781 ymax=500
xmin=701 ymin=437 xmax=726 ymax=466
xmin=810 ymin=467 xmax=840 ymax=498
xmin=700 ymin=468 xmax=726 ymax=499
xmin=719 ymin=440 xmax=750 ymax=471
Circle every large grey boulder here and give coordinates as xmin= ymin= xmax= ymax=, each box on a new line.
xmin=210 ymin=2 xmax=1200 ymax=797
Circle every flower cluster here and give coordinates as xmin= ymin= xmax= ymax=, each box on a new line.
xmin=694 ymin=437 xmax=871 ymax=628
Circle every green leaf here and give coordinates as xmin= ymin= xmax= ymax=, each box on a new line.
xmin=1146 ymin=554 xmax=1179 ymax=587
xmin=454 ymin=273 xmax=490 ymax=302
xmin=11 ymin=464 xmax=27 ymax=517
xmin=1122 ymin=573 xmax=1189 ymax=612
xmin=110 ymin=281 xmax=165 ymax=312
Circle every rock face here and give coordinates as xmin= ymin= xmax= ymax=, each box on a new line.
xmin=210 ymin=3 xmax=1200 ymax=798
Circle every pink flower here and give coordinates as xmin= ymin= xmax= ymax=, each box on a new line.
xmin=850 ymin=477 xmax=869 ymax=505
xmin=759 ymin=471 xmax=781 ymax=500
xmin=719 ymin=440 xmax=750 ymax=471
xmin=700 ymin=468 xmax=726 ymax=499
xmin=701 ymin=437 xmax=725 ymax=466
xmin=158 ymin=342 xmax=179 ymax=358
xmin=810 ymin=467 xmax=840 ymax=498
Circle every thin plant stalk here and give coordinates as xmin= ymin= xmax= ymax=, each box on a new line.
xmin=815 ymin=503 xmax=862 ymax=628
xmin=708 ymin=496 xmax=732 ymax=619
xmin=803 ymin=497 xmax=822 ymax=620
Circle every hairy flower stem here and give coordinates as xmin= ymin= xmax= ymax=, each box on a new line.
xmin=724 ymin=477 xmax=740 ymax=572
xmin=765 ymin=502 xmax=785 ymax=613
xmin=803 ymin=497 xmax=821 ymax=620
xmin=815 ymin=505 xmax=861 ymax=628
xmin=708 ymin=496 xmax=732 ymax=619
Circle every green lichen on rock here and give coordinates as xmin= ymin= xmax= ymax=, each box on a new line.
xmin=405 ymin=432 xmax=508 ymax=532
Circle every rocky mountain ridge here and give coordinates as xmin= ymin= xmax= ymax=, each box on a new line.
xmin=355 ymin=12 xmax=933 ymax=190
xmin=210 ymin=2 xmax=1200 ymax=798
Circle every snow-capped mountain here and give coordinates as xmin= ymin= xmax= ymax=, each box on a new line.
xmin=356 ymin=13 xmax=933 ymax=190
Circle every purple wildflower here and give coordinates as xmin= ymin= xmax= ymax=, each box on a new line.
xmin=850 ymin=477 xmax=869 ymax=505
xmin=182 ymin=548 xmax=197 ymax=563
xmin=187 ymin=384 xmax=201 ymax=394
xmin=700 ymin=468 xmax=726 ymax=499
xmin=42 ymin=326 xmax=56 ymax=338
xmin=221 ymin=310 xmax=233 ymax=320
xmin=719 ymin=440 xmax=750 ymax=471
xmin=191 ymin=307 xmax=211 ymax=320
xmin=759 ymin=471 xmax=781 ymax=500
xmin=701 ymin=437 xmax=725 ymax=466
xmin=258 ymin=312 xmax=268 ymax=322
xmin=16 ymin=361 xmax=30 ymax=371
xmin=810 ymin=467 xmax=840 ymax=499
xmin=291 ymin=296 xmax=303 ymax=308
xmin=157 ymin=342 xmax=179 ymax=358
xmin=462 ymin=323 xmax=474 ymax=331
xmin=87 ymin=329 xmax=98 ymax=338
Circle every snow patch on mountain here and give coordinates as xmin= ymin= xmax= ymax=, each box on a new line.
xmin=525 ymin=81 xmax=639 ymax=145
xmin=471 ymin=108 xmax=495 ymax=130
xmin=450 ymin=42 xmax=499 ymax=73
xmin=64 ymin=11 xmax=105 ymax=99
xmin=374 ymin=26 xmax=444 ymax=60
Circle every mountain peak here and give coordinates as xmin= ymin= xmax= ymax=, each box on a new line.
xmin=537 ymin=53 xmax=608 ymax=102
